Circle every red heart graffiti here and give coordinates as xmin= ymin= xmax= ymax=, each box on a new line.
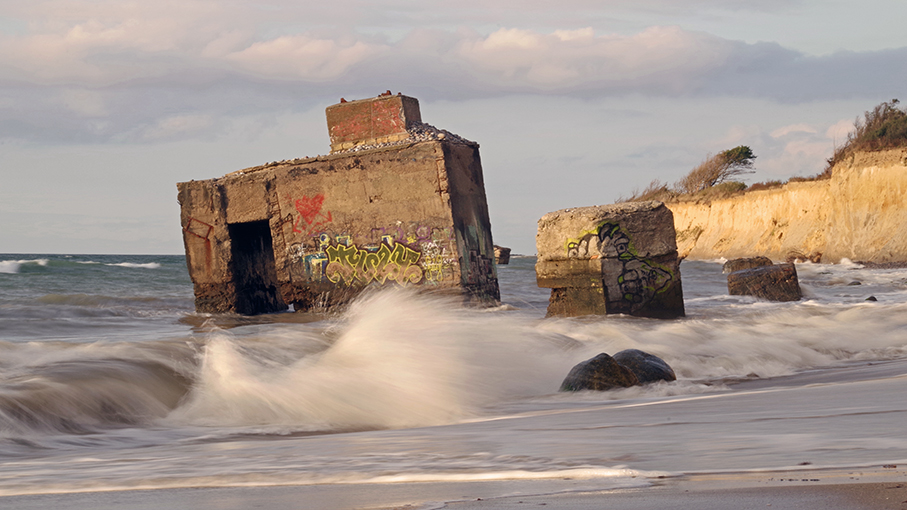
xmin=295 ymin=195 xmax=325 ymax=225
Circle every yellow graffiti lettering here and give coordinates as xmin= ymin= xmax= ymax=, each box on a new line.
xmin=324 ymin=241 xmax=424 ymax=286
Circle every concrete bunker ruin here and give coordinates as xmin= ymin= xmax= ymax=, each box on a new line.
xmin=177 ymin=93 xmax=500 ymax=314
xmin=535 ymin=201 xmax=685 ymax=319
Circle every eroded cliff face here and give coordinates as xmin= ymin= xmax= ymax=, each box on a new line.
xmin=669 ymin=149 xmax=907 ymax=263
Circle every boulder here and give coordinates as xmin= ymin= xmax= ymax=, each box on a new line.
xmin=536 ymin=201 xmax=684 ymax=319
xmin=560 ymin=353 xmax=638 ymax=391
xmin=727 ymin=263 xmax=802 ymax=301
xmin=612 ymin=349 xmax=676 ymax=384
xmin=722 ymin=256 xmax=773 ymax=274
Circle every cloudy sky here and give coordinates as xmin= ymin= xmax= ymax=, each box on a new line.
xmin=1 ymin=0 xmax=905 ymax=255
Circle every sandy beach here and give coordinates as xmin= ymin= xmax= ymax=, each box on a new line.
xmin=1 ymin=468 xmax=905 ymax=510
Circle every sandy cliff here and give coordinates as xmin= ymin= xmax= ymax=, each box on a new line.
xmin=669 ymin=148 xmax=907 ymax=263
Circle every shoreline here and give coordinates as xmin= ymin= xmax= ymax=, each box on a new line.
xmin=1 ymin=467 xmax=904 ymax=510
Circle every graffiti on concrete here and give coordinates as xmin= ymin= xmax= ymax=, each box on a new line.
xmin=297 ymin=223 xmax=460 ymax=286
xmin=566 ymin=234 xmax=596 ymax=259
xmin=301 ymin=233 xmax=332 ymax=282
xmin=324 ymin=239 xmax=423 ymax=286
xmin=598 ymin=222 xmax=674 ymax=305
xmin=183 ymin=217 xmax=215 ymax=271
xmin=365 ymin=225 xmax=457 ymax=284
xmin=457 ymin=224 xmax=497 ymax=289
xmin=290 ymin=194 xmax=333 ymax=236
xmin=567 ymin=222 xmax=675 ymax=306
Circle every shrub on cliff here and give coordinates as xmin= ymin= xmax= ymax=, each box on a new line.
xmin=617 ymin=179 xmax=674 ymax=202
xmin=619 ymin=146 xmax=756 ymax=203
xmin=675 ymin=146 xmax=756 ymax=194
xmin=826 ymin=99 xmax=907 ymax=172
xmin=747 ymin=180 xmax=784 ymax=192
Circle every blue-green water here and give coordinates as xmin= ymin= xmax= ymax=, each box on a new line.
xmin=0 ymin=254 xmax=194 ymax=342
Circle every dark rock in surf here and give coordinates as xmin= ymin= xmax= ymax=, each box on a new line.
xmin=727 ymin=263 xmax=802 ymax=302
xmin=612 ymin=349 xmax=676 ymax=384
xmin=866 ymin=295 xmax=878 ymax=301
xmin=722 ymin=257 xmax=773 ymax=274
xmin=560 ymin=353 xmax=638 ymax=391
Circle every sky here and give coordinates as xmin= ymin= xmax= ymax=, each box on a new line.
xmin=1 ymin=0 xmax=905 ymax=255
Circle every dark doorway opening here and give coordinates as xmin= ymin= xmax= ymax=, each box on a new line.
xmin=228 ymin=220 xmax=286 ymax=315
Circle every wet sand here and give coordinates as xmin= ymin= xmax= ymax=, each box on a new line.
xmin=1 ymin=468 xmax=905 ymax=510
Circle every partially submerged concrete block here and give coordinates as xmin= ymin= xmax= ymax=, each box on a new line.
xmin=536 ymin=201 xmax=684 ymax=318
xmin=494 ymin=245 xmax=511 ymax=265
xmin=722 ymin=256 xmax=773 ymax=274
xmin=178 ymin=93 xmax=499 ymax=314
xmin=727 ymin=263 xmax=802 ymax=301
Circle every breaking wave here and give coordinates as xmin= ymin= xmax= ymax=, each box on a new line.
xmin=106 ymin=262 xmax=161 ymax=269
xmin=0 ymin=259 xmax=49 ymax=274
xmin=169 ymin=289 xmax=577 ymax=431
xmin=0 ymin=341 xmax=197 ymax=435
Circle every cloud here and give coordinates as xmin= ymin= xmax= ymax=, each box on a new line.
xmin=826 ymin=119 xmax=855 ymax=143
xmin=448 ymin=26 xmax=735 ymax=92
xmin=226 ymin=35 xmax=384 ymax=80
xmin=141 ymin=113 xmax=215 ymax=141
xmin=770 ymin=123 xmax=817 ymax=138
xmin=0 ymin=4 xmax=903 ymax=145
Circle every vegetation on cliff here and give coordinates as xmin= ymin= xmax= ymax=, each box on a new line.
xmin=621 ymin=99 xmax=907 ymax=204
xmin=825 ymin=99 xmax=907 ymax=171
xmin=675 ymin=146 xmax=756 ymax=194
xmin=620 ymin=145 xmax=755 ymax=202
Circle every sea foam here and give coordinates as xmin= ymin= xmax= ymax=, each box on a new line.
xmin=169 ymin=288 xmax=577 ymax=430
xmin=106 ymin=262 xmax=161 ymax=269
xmin=0 ymin=259 xmax=48 ymax=274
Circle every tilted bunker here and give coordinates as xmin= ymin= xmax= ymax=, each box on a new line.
xmin=177 ymin=93 xmax=500 ymax=314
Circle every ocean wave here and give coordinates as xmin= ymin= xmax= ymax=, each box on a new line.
xmin=168 ymin=288 xmax=577 ymax=431
xmin=105 ymin=262 xmax=162 ymax=269
xmin=0 ymin=259 xmax=49 ymax=274
xmin=538 ymin=299 xmax=907 ymax=384
xmin=36 ymin=293 xmax=164 ymax=307
xmin=0 ymin=342 xmax=198 ymax=435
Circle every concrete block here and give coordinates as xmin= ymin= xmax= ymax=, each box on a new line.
xmin=178 ymin=95 xmax=498 ymax=314
xmin=727 ymin=263 xmax=802 ymax=301
xmin=326 ymin=94 xmax=422 ymax=153
xmin=494 ymin=245 xmax=511 ymax=265
xmin=536 ymin=201 xmax=684 ymax=318
xmin=722 ymin=256 xmax=773 ymax=274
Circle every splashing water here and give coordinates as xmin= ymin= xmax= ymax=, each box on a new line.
xmin=171 ymin=289 xmax=577 ymax=430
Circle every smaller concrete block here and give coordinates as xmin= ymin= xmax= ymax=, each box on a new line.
xmin=536 ymin=201 xmax=677 ymax=263
xmin=535 ymin=259 xmax=605 ymax=288
xmin=326 ymin=94 xmax=421 ymax=152
xmin=727 ymin=263 xmax=802 ymax=301
xmin=536 ymin=201 xmax=684 ymax=319
xmin=494 ymin=245 xmax=511 ymax=265
xmin=722 ymin=256 xmax=773 ymax=274
xmin=546 ymin=287 xmax=608 ymax=317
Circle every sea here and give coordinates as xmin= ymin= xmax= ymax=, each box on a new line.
xmin=1 ymin=253 xmax=906 ymax=503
